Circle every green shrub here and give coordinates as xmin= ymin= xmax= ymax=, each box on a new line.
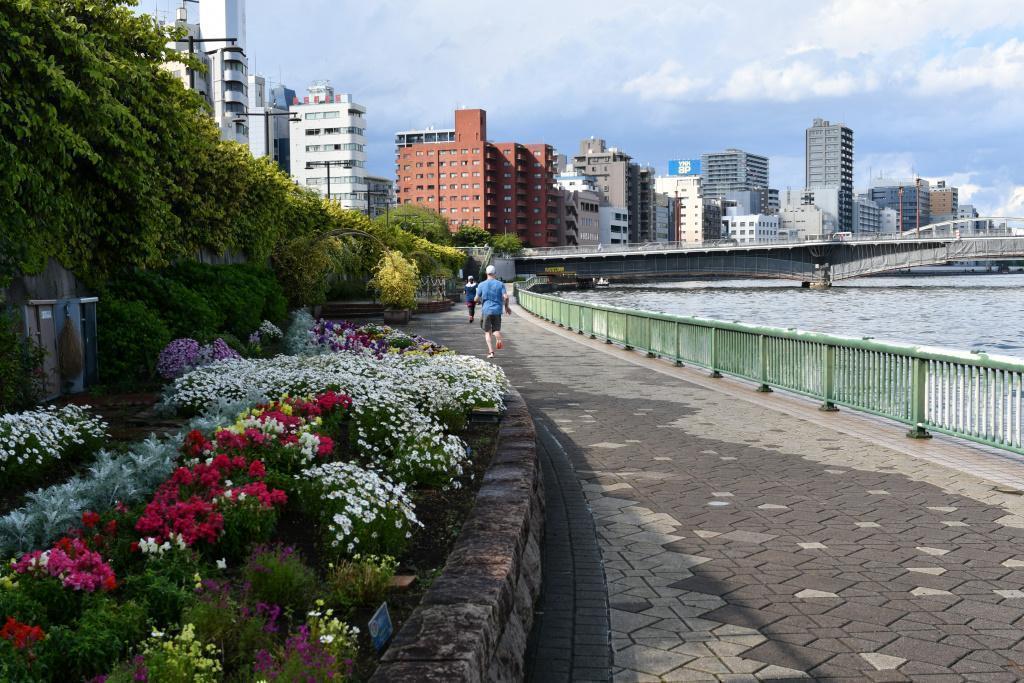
xmin=217 ymin=499 xmax=279 ymax=566
xmin=184 ymin=595 xmax=276 ymax=674
xmin=166 ymin=263 xmax=286 ymax=339
xmin=97 ymin=298 xmax=171 ymax=385
xmin=36 ymin=597 xmax=147 ymax=682
xmin=325 ymin=278 xmax=370 ymax=301
xmin=0 ymin=308 xmax=45 ymax=413
xmin=123 ymin=570 xmax=197 ymax=628
xmin=325 ymin=554 xmax=397 ymax=613
xmin=241 ymin=545 xmax=317 ymax=617
xmin=0 ymin=590 xmax=49 ymax=629
xmin=109 ymin=270 xmax=222 ymax=340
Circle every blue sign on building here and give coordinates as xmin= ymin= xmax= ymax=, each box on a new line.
xmin=669 ymin=159 xmax=701 ymax=176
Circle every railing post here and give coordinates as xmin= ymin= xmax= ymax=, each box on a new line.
xmin=907 ymin=356 xmax=932 ymax=439
xmin=624 ymin=315 xmax=634 ymax=350
xmin=646 ymin=318 xmax=655 ymax=357
xmin=674 ymin=321 xmax=683 ymax=366
xmin=757 ymin=334 xmax=772 ymax=392
xmin=710 ymin=327 xmax=722 ymax=378
xmin=820 ymin=344 xmax=839 ymax=411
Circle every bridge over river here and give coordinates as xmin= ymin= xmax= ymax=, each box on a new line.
xmin=513 ymin=220 xmax=1024 ymax=287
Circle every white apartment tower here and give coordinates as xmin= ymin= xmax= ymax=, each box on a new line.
xmin=162 ymin=0 xmax=250 ymax=144
xmin=289 ymin=81 xmax=369 ymax=211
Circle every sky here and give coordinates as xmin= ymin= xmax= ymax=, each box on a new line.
xmin=147 ymin=0 xmax=1024 ymax=215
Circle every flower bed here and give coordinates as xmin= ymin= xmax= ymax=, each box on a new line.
xmin=0 ymin=405 xmax=107 ymax=475
xmin=0 ymin=319 xmax=508 ymax=681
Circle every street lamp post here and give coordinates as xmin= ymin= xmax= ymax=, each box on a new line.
xmin=307 ymin=160 xmax=355 ymax=203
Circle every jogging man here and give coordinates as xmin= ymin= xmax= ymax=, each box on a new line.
xmin=463 ymin=276 xmax=478 ymax=323
xmin=474 ymin=265 xmax=511 ymax=359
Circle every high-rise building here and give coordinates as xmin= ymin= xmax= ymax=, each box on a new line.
xmin=699 ymin=149 xmax=769 ymax=199
xmin=289 ymin=81 xmax=368 ymax=212
xmin=930 ymin=180 xmax=959 ymax=221
xmin=805 ymin=118 xmax=854 ymax=232
xmin=866 ymin=179 xmax=931 ymax=232
xmin=162 ymin=0 xmax=250 ymax=144
xmin=573 ymin=138 xmax=640 ymax=240
xmin=394 ymin=109 xmax=560 ymax=247
xmin=246 ymin=74 xmax=292 ymax=173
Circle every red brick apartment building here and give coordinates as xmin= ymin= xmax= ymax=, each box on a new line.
xmin=394 ymin=109 xmax=561 ymax=247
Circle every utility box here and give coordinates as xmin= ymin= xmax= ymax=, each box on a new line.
xmin=23 ymin=297 xmax=99 ymax=399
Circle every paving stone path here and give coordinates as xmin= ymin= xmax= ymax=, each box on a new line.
xmin=407 ymin=301 xmax=1024 ymax=683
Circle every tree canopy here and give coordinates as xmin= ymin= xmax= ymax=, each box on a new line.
xmin=0 ymin=0 xmax=466 ymax=305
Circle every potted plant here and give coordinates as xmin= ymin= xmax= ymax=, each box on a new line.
xmin=370 ymin=250 xmax=419 ymax=324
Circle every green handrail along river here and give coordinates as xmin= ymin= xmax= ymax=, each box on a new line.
xmin=515 ymin=275 xmax=1024 ymax=457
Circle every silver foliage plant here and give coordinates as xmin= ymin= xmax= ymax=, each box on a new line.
xmin=0 ymin=409 xmax=237 ymax=556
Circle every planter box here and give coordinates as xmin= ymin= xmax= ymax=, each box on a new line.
xmin=383 ymin=308 xmax=412 ymax=325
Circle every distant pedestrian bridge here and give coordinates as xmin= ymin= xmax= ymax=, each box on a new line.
xmin=513 ymin=218 xmax=1024 ymax=287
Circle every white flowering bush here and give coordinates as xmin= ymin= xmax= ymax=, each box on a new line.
xmin=299 ymin=461 xmax=418 ymax=559
xmin=257 ymin=320 xmax=283 ymax=340
xmin=0 ymin=404 xmax=107 ymax=473
xmin=162 ymin=350 xmax=508 ymax=487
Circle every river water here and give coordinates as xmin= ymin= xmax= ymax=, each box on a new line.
xmin=556 ymin=273 xmax=1024 ymax=357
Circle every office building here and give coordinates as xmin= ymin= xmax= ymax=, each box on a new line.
xmin=599 ymin=207 xmax=630 ymax=245
xmin=805 ymin=118 xmax=854 ymax=231
xmin=161 ymin=0 xmax=250 ymax=144
xmin=655 ymin=175 xmax=722 ymax=244
xmin=700 ymin=149 xmax=769 ymax=199
xmin=781 ymin=187 xmax=840 ymax=233
xmin=779 ymin=204 xmax=834 ymax=240
xmin=767 ymin=188 xmax=780 ymax=215
xmin=723 ymin=212 xmax=779 ymax=244
xmin=557 ymin=190 xmax=602 ymax=246
xmin=852 ymin=196 xmax=882 ymax=234
xmin=880 ymin=208 xmax=899 ymax=234
xmin=866 ymin=179 xmax=931 ymax=232
xmin=394 ymin=109 xmax=560 ymax=247
xmin=930 ymin=180 xmax=959 ymax=221
xmin=289 ymin=81 xmax=368 ymax=211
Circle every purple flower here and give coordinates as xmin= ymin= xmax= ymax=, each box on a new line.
xmin=157 ymin=338 xmax=201 ymax=379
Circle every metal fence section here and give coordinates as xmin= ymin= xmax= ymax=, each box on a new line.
xmin=513 ymin=278 xmax=1024 ymax=455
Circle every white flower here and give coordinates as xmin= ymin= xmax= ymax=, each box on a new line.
xmin=216 ymin=558 xmax=227 ymax=570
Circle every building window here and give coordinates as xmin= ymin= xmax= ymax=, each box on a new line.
xmin=304 ymin=111 xmax=340 ymax=120
xmin=305 ymin=129 xmax=322 ymax=136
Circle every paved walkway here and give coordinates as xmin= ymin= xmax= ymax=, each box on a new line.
xmin=407 ymin=301 xmax=1024 ymax=683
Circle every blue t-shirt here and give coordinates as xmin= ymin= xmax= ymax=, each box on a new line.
xmin=476 ymin=278 xmax=505 ymax=316
xmin=464 ymin=282 xmax=477 ymax=303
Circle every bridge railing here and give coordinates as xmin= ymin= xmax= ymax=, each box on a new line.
xmin=514 ymin=281 xmax=1024 ymax=455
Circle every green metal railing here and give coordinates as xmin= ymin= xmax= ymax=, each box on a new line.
xmin=514 ymin=277 xmax=1024 ymax=455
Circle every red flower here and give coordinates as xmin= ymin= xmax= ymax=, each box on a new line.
xmin=81 ymin=511 xmax=100 ymax=529
xmin=0 ymin=617 xmax=45 ymax=651
xmin=248 ymin=460 xmax=266 ymax=478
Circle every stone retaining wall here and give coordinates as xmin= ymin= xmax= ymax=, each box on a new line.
xmin=371 ymin=389 xmax=543 ymax=682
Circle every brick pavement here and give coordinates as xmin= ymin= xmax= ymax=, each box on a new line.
xmin=407 ymin=303 xmax=1024 ymax=683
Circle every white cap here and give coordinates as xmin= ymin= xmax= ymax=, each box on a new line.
xmin=486 ymin=265 xmax=496 ymax=274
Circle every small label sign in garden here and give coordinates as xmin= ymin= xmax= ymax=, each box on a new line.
xmin=369 ymin=602 xmax=394 ymax=651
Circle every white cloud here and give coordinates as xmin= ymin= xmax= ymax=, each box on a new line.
xmin=915 ymin=39 xmax=1024 ymax=96
xmin=622 ymin=60 xmax=710 ymax=100
xmin=994 ymin=186 xmax=1024 ymax=216
xmin=716 ymin=60 xmax=879 ymax=102
xmin=803 ymin=0 xmax=1024 ymax=58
